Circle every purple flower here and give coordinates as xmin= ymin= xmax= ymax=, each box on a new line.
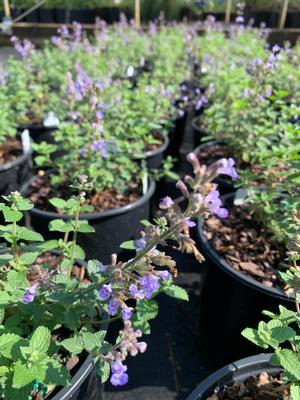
xmin=95 ymin=110 xmax=104 ymax=121
xmin=272 ymin=44 xmax=280 ymax=53
xmin=23 ymin=286 xmax=37 ymax=304
xmin=157 ymin=271 xmax=171 ymax=281
xmin=91 ymin=139 xmax=107 ymax=158
xmin=122 ymin=306 xmax=133 ymax=321
xmin=98 ymin=284 xmax=112 ymax=300
xmin=129 ymin=284 xmax=145 ymax=300
xmin=159 ymin=196 xmax=174 ymax=209
xmin=135 ymin=238 xmax=147 ymax=251
xmin=11 ymin=36 xmax=35 ymax=58
xmin=195 ymin=95 xmax=208 ymax=111
xmin=183 ymin=218 xmax=196 ymax=229
xmin=265 ymin=88 xmax=272 ymax=97
xmin=205 ymin=189 xmax=228 ymax=219
xmin=95 ymin=80 xmax=105 ymax=90
xmin=108 ymin=299 xmax=119 ymax=315
xmin=235 ymin=16 xmax=244 ymax=24
xmin=110 ymin=360 xmax=129 ymax=386
xmin=69 ymin=111 xmax=79 ymax=120
xmin=217 ymin=158 xmax=239 ymax=179
xmin=140 ymin=276 xmax=160 ymax=299
xmin=243 ymin=88 xmax=250 ymax=97
xmin=268 ymin=53 xmax=277 ymax=63
xmin=79 ymin=148 xmax=86 ymax=157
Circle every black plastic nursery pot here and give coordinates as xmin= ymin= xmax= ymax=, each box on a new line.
xmin=192 ymin=117 xmax=210 ymax=149
xmin=166 ymin=113 xmax=187 ymax=161
xmin=19 ymin=125 xmax=57 ymax=146
xmin=186 ymin=354 xmax=279 ymax=400
xmin=196 ymin=195 xmax=293 ymax=369
xmin=0 ymin=141 xmax=32 ymax=196
xmin=22 ymin=177 xmax=156 ymax=264
xmin=195 ymin=141 xmax=236 ymax=194
xmin=51 ymin=353 xmax=103 ymax=400
xmin=137 ymin=134 xmax=170 ymax=170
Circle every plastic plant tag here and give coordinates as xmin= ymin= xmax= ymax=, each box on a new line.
xmin=127 ymin=66 xmax=135 ymax=77
xmin=234 ymin=188 xmax=248 ymax=206
xmin=140 ymin=57 xmax=145 ymax=67
xmin=21 ymin=129 xmax=31 ymax=154
xmin=142 ymin=172 xmax=148 ymax=195
xmin=43 ymin=112 xmax=60 ymax=128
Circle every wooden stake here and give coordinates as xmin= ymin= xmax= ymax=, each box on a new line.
xmin=135 ymin=0 xmax=141 ymax=28
xmin=279 ymin=0 xmax=289 ymax=29
xmin=3 ymin=0 xmax=11 ymax=18
xmin=225 ymin=0 xmax=233 ymax=24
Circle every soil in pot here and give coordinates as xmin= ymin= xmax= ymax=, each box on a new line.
xmin=24 ymin=173 xmax=155 ymax=263
xmin=186 ymin=354 xmax=283 ymax=400
xmin=0 ymin=137 xmax=32 ymax=195
xmin=196 ymin=197 xmax=292 ymax=369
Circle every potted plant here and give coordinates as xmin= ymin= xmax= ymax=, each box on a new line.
xmin=0 ymin=153 xmax=229 ymax=399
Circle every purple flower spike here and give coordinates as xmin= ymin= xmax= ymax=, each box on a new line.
xmin=23 ymin=286 xmax=37 ymax=304
xmin=159 ymin=196 xmax=174 ymax=209
xmin=122 ymin=306 xmax=133 ymax=321
xmin=183 ymin=218 xmax=196 ymax=229
xmin=135 ymin=238 xmax=147 ymax=251
xmin=272 ymin=44 xmax=280 ymax=53
xmin=91 ymin=139 xmax=107 ymax=158
xmin=217 ymin=158 xmax=239 ymax=179
xmin=129 ymin=284 xmax=145 ymax=300
xmin=140 ymin=276 xmax=160 ymax=299
xmin=98 ymin=283 xmax=112 ymax=300
xmin=110 ymin=360 xmax=129 ymax=386
xmin=265 ymin=88 xmax=272 ymax=97
xmin=205 ymin=189 xmax=229 ymax=219
xmin=157 ymin=271 xmax=171 ymax=281
xmin=95 ymin=80 xmax=105 ymax=90
xmin=108 ymin=299 xmax=119 ymax=315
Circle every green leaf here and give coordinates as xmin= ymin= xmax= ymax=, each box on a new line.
xmin=140 ymin=219 xmax=152 ymax=227
xmin=61 ymin=336 xmax=84 ymax=355
xmin=19 ymin=252 xmax=39 ymax=265
xmin=49 ymin=219 xmax=73 ymax=233
xmin=0 ymin=254 xmax=13 ymax=267
xmin=291 ymin=383 xmax=300 ymax=400
xmin=0 ymin=366 xmax=9 ymax=376
xmin=16 ymin=198 xmax=33 ymax=211
xmin=77 ymin=220 xmax=95 ymax=233
xmin=0 ymin=333 xmax=22 ymax=358
xmin=7 ymin=270 xmax=27 ymax=290
xmin=132 ymin=317 xmax=151 ymax=335
xmin=45 ymin=360 xmax=70 ymax=386
xmin=241 ymin=328 xmax=269 ymax=349
xmin=271 ymin=326 xmax=296 ymax=344
xmin=73 ymin=244 xmax=85 ymax=260
xmin=13 ymin=360 xmax=37 ymax=388
xmin=136 ymin=300 xmax=159 ymax=322
xmin=0 ymin=308 xmax=4 ymax=325
xmin=0 ymin=206 xmax=23 ymax=223
xmin=275 ymin=349 xmax=300 ymax=380
xmin=29 ymin=326 xmax=51 ymax=353
xmin=4 ymin=381 xmax=32 ymax=400
xmin=97 ymin=361 xmax=110 ymax=383
xmin=82 ymin=331 xmax=106 ymax=352
xmin=65 ymin=308 xmax=81 ymax=330
xmin=164 ymin=285 xmax=189 ymax=301
xmin=120 ymin=240 xmax=136 ymax=250
xmin=49 ymin=198 xmax=68 ymax=210
xmin=17 ymin=227 xmax=43 ymax=242
xmin=0 ymin=292 xmax=11 ymax=305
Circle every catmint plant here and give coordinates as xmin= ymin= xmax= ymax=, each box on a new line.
xmin=0 ymin=154 xmax=236 ymax=398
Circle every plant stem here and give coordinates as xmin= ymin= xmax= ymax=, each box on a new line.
xmin=68 ymin=198 xmax=81 ymax=282
xmin=124 ymin=222 xmax=182 ymax=273
xmin=11 ymin=221 xmax=19 ymax=264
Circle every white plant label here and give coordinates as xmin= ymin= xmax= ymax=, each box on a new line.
xmin=142 ymin=172 xmax=148 ymax=195
xmin=140 ymin=57 xmax=145 ymax=67
xmin=127 ymin=66 xmax=135 ymax=77
xmin=234 ymin=188 xmax=248 ymax=206
xmin=43 ymin=112 xmax=60 ymax=127
xmin=21 ymin=129 xmax=31 ymax=154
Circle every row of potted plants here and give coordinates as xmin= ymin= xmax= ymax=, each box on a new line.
xmin=187 ymin=20 xmax=300 ymax=400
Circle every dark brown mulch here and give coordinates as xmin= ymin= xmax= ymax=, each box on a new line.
xmin=208 ymin=372 xmax=289 ymax=400
xmin=204 ymin=204 xmax=287 ymax=290
xmin=28 ymin=172 xmax=141 ymax=213
xmin=0 ymin=138 xmax=22 ymax=165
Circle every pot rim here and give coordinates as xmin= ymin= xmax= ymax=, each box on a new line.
xmin=191 ymin=116 xmax=209 ymax=135
xmin=196 ymin=194 xmax=293 ymax=302
xmin=186 ymin=353 xmax=278 ymax=400
xmin=18 ymin=124 xmax=58 ymax=132
xmin=21 ymin=174 xmax=156 ymax=220
xmin=138 ymin=134 xmax=170 ymax=160
xmin=0 ymin=139 xmax=32 ymax=173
